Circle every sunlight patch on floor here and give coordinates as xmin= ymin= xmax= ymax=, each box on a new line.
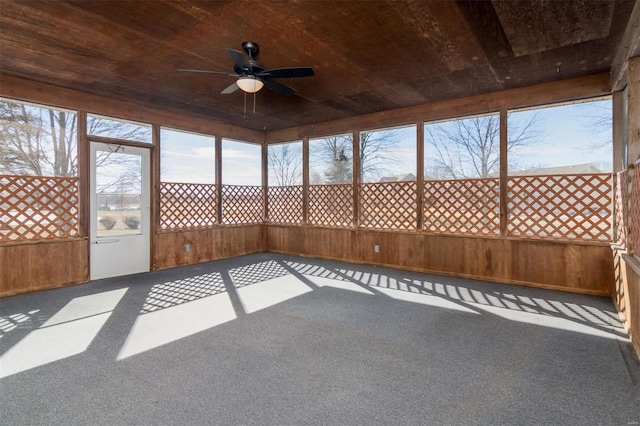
xmin=237 ymin=275 xmax=312 ymax=314
xmin=0 ymin=288 xmax=127 ymax=378
xmin=117 ymin=291 xmax=236 ymax=360
xmin=304 ymin=275 xmax=374 ymax=295
xmin=471 ymin=303 xmax=625 ymax=341
xmin=374 ymin=286 xmax=480 ymax=314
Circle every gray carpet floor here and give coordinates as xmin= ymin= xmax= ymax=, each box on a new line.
xmin=1 ymin=252 xmax=638 ymax=425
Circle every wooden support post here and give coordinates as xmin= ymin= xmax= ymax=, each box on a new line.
xmin=77 ymin=110 xmax=88 ymax=238
xmin=302 ymin=137 xmax=309 ymax=225
xmin=627 ymin=57 xmax=640 ymax=169
xmin=262 ymin=141 xmax=269 ymax=223
xmin=499 ymin=108 xmax=508 ymax=237
xmin=612 ymin=91 xmax=626 ymax=174
xmin=353 ymin=131 xmax=360 ymax=229
xmin=151 ymin=123 xmax=161 ymax=269
xmin=215 ymin=135 xmax=223 ymax=225
xmin=626 ymin=57 xmax=640 ymax=256
xmin=416 ymin=121 xmax=424 ymax=231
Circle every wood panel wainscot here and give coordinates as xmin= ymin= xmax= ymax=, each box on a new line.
xmin=0 ymin=239 xmax=89 ymax=297
xmin=613 ymin=248 xmax=640 ymax=359
xmin=266 ymin=225 xmax=613 ymax=296
xmin=153 ymin=225 xmax=266 ymax=270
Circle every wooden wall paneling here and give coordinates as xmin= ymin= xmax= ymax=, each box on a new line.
xmin=397 ymin=232 xmax=425 ymax=270
xmin=0 ymin=240 xmax=88 ymax=297
xmin=0 ymin=246 xmax=5 ymax=294
xmin=0 ymin=75 xmax=264 ymax=144
xmin=624 ymin=258 xmax=640 ymax=357
xmin=154 ymin=225 xmax=265 ymax=270
xmin=265 ymin=225 xmax=611 ymax=296
xmin=616 ymin=250 xmax=640 ymax=358
xmin=462 ymin=237 xmax=508 ymax=281
xmin=509 ymin=240 xmax=564 ymax=289
xmin=423 ymin=234 xmax=466 ymax=276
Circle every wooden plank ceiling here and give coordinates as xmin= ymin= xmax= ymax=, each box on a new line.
xmin=0 ymin=0 xmax=634 ymax=132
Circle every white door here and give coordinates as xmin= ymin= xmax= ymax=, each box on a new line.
xmin=90 ymin=142 xmax=150 ymax=280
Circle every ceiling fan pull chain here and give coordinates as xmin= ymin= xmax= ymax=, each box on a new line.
xmin=243 ymin=92 xmax=247 ymax=119
xmin=253 ymin=92 xmax=257 ymax=114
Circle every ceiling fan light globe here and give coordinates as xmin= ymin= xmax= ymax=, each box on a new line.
xmin=236 ymin=77 xmax=264 ymax=93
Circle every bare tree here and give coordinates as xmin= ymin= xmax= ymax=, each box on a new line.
xmin=358 ymin=131 xmax=402 ymax=182
xmin=0 ymin=99 xmax=151 ymax=177
xmin=312 ymin=132 xmax=401 ymax=183
xmin=425 ymin=113 xmax=543 ymax=179
xmin=268 ymin=143 xmax=302 ymax=186
xmin=0 ymin=101 xmax=76 ymax=176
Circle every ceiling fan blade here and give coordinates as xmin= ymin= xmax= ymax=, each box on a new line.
xmin=257 ymin=67 xmax=315 ymax=79
xmin=177 ymin=69 xmax=238 ymax=77
xmin=261 ymin=79 xmax=296 ymax=96
xmin=226 ymin=48 xmax=251 ymax=72
xmin=221 ymin=82 xmax=239 ymax=94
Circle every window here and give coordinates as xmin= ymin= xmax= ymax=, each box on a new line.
xmin=424 ymin=113 xmax=500 ymax=179
xmin=309 ymin=134 xmax=353 ymax=184
xmin=267 ymin=141 xmax=303 ymax=225
xmin=360 ymin=126 xmax=415 ymax=183
xmin=221 ymin=139 xmax=262 ymax=224
xmin=0 ymin=98 xmax=78 ymax=177
xmin=0 ymin=98 xmax=79 ymax=241
xmin=159 ymin=128 xmax=216 ymax=230
xmin=87 ymin=114 xmax=152 ymax=143
xmin=423 ymin=114 xmax=500 ymax=235
xmin=308 ymin=134 xmax=354 ymax=227
xmin=359 ymin=126 xmax=416 ymax=230
xmin=268 ymin=141 xmax=302 ymax=186
xmin=161 ymin=128 xmax=215 ymax=184
xmin=221 ymin=139 xmax=261 ymax=185
xmin=507 ymin=98 xmax=612 ymax=241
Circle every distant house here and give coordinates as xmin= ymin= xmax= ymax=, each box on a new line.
xmin=379 ymin=173 xmax=416 ymax=182
xmin=507 ymin=163 xmax=602 ymax=176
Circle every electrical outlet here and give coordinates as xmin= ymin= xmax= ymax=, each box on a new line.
xmin=374 ymin=244 xmax=380 ymax=253
xmin=185 ymin=244 xmax=190 ymax=253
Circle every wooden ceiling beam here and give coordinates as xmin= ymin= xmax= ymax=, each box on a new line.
xmin=265 ymin=72 xmax=610 ymax=143
xmin=611 ymin=0 xmax=640 ymax=91
xmin=0 ymin=74 xmax=264 ymax=144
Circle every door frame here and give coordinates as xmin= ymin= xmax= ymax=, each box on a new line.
xmin=89 ymin=140 xmax=152 ymax=280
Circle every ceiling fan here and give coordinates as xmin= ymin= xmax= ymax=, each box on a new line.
xmin=178 ymin=41 xmax=314 ymax=96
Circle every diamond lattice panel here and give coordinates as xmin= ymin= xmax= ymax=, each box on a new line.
xmin=508 ymin=174 xmax=612 ymax=241
xmin=359 ymin=181 xmax=417 ymax=230
xmin=267 ymin=185 xmax=303 ymax=224
xmin=614 ymin=171 xmax=627 ymax=247
xmin=629 ymin=170 xmax=640 ymax=255
xmin=308 ymin=184 xmax=353 ymax=227
xmin=160 ymin=182 xmax=216 ymax=230
xmin=1 ymin=175 xmax=79 ymax=242
xmin=423 ymin=178 xmax=499 ymax=235
xmin=221 ymin=185 xmax=264 ymax=224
